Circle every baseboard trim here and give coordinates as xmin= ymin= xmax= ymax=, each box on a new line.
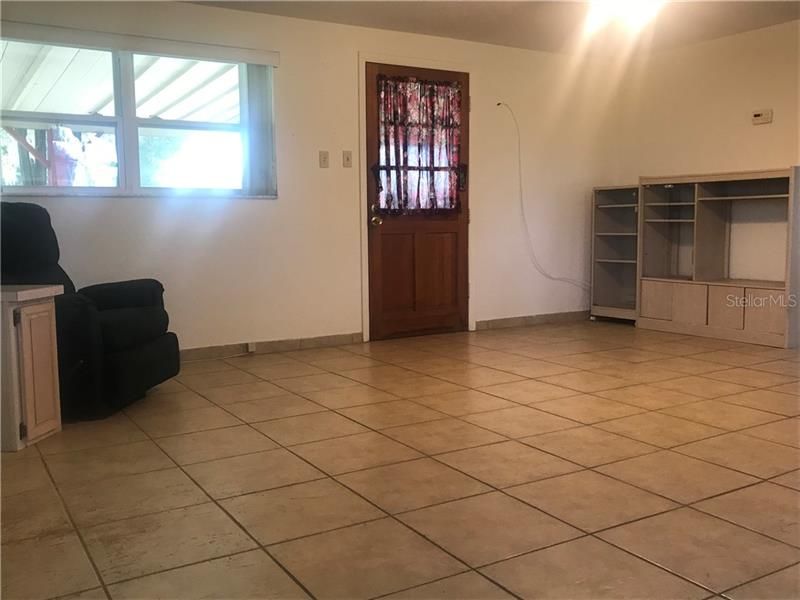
xmin=182 ymin=312 xmax=590 ymax=360
xmin=475 ymin=310 xmax=590 ymax=331
xmin=180 ymin=332 xmax=364 ymax=361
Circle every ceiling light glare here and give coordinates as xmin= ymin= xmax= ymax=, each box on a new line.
xmin=620 ymin=0 xmax=664 ymax=31
xmin=585 ymin=0 xmax=665 ymax=35
xmin=585 ymin=0 xmax=616 ymax=34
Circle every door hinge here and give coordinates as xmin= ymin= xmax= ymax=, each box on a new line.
xmin=13 ymin=309 xmax=21 ymax=326
xmin=19 ymin=422 xmax=27 ymax=440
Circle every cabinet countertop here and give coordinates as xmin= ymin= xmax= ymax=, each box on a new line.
xmin=1 ymin=285 xmax=65 ymax=303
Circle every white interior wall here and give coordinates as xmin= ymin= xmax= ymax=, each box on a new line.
xmin=729 ymin=200 xmax=788 ymax=282
xmin=2 ymin=4 xmax=798 ymax=349
xmin=598 ymin=19 xmax=798 ymax=286
xmin=598 ymin=20 xmax=799 ymax=184
xmin=2 ymin=1 xmax=611 ymax=348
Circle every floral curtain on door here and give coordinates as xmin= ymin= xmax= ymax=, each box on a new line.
xmin=375 ymin=75 xmax=462 ymax=212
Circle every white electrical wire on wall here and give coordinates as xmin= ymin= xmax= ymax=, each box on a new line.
xmin=496 ymin=102 xmax=591 ymax=293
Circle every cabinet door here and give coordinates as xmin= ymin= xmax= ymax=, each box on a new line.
xmin=17 ymin=302 xmax=61 ymax=442
xmin=744 ymin=289 xmax=786 ymax=336
xmin=708 ymin=286 xmax=744 ymax=330
xmin=640 ymin=281 xmax=673 ymax=320
xmin=673 ymin=283 xmax=708 ymax=325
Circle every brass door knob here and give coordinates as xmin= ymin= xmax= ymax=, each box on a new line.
xmin=370 ymin=215 xmax=384 ymax=226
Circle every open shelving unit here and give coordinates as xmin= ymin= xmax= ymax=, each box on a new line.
xmin=695 ymin=177 xmax=790 ymax=287
xmin=636 ymin=169 xmax=798 ymax=348
xmin=591 ymin=186 xmax=639 ymax=320
xmin=641 ymin=182 xmax=696 ymax=280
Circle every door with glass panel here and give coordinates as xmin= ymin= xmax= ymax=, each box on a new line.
xmin=365 ymin=63 xmax=469 ymax=340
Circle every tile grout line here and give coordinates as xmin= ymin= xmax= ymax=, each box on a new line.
xmin=117 ymin=345 xmax=800 ymax=534
xmin=100 ymin=406 xmax=322 ymax=600
xmin=717 ymin=559 xmax=800 ymax=597
xmin=39 ymin=377 xmax=797 ymax=512
xmin=12 ymin=324 xmax=797 ymax=599
xmin=205 ymin=363 xmax=778 ymax=598
xmin=179 ymin=332 xmax=795 ymax=452
xmin=134 ymin=348 xmax=542 ymax=597
xmin=366 ymin=570 xmax=518 ymax=600
xmin=302 ymin=360 xmax=798 ymax=487
xmin=227 ymin=342 xmax=799 ymax=595
xmin=174 ymin=363 xmax=550 ymax=599
xmin=35 ymin=450 xmax=114 ymax=600
xmin=186 ymin=386 xmax=509 ymax=600
xmin=91 ymin=548 xmax=259 ymax=591
xmin=687 ymin=502 xmax=800 ymax=550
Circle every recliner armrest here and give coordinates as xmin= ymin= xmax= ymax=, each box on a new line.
xmin=78 ymin=279 xmax=165 ymax=310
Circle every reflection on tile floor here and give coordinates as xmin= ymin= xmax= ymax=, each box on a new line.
xmin=2 ymin=321 xmax=799 ymax=599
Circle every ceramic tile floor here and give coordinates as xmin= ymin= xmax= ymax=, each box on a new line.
xmin=2 ymin=321 xmax=800 ymax=599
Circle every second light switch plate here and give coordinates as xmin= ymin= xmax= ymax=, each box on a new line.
xmin=319 ymin=150 xmax=329 ymax=168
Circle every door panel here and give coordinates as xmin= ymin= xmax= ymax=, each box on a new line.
xmin=640 ymin=280 xmax=673 ymax=320
xmin=708 ymin=286 xmax=744 ymax=330
xmin=744 ymin=288 xmax=786 ymax=336
xmin=366 ymin=62 xmax=469 ymax=339
xmin=416 ymin=232 xmax=458 ymax=309
xmin=381 ymin=234 xmax=415 ymax=311
xmin=673 ymin=283 xmax=708 ymax=326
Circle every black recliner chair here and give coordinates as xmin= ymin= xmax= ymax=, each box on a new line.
xmin=1 ymin=202 xmax=180 ymax=420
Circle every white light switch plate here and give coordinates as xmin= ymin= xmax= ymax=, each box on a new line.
xmin=752 ymin=109 xmax=773 ymax=125
xmin=319 ymin=150 xmax=329 ymax=168
xmin=342 ymin=150 xmax=353 ymax=168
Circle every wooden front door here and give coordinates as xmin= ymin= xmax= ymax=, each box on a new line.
xmin=366 ymin=62 xmax=469 ymax=340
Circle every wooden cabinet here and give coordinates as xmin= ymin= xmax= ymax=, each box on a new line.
xmin=640 ymin=280 xmax=673 ymax=320
xmin=673 ymin=283 xmax=707 ymax=325
xmin=745 ymin=288 xmax=787 ymax=336
xmin=640 ymin=279 xmax=708 ymax=325
xmin=1 ymin=285 xmax=63 ymax=451
xmin=708 ymin=286 xmax=744 ymax=330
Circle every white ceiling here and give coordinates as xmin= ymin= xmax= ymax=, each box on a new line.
xmin=201 ymin=1 xmax=800 ymax=53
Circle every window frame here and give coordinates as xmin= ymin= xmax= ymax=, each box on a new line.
xmin=0 ymin=29 xmax=277 ymax=198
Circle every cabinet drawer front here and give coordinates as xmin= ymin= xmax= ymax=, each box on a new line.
xmin=744 ymin=288 xmax=786 ymax=336
xmin=708 ymin=286 xmax=744 ymax=330
xmin=673 ymin=283 xmax=708 ymax=326
xmin=640 ymin=281 xmax=673 ymax=320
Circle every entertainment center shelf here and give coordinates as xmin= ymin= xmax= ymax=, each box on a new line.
xmin=699 ymin=195 xmax=789 ymax=202
xmin=645 ymin=219 xmax=694 ymax=223
xmin=591 ymin=186 xmax=639 ymax=321
xmin=636 ymin=168 xmax=797 ymax=348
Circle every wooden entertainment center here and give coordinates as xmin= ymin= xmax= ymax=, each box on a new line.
xmin=591 ymin=168 xmax=799 ymax=348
